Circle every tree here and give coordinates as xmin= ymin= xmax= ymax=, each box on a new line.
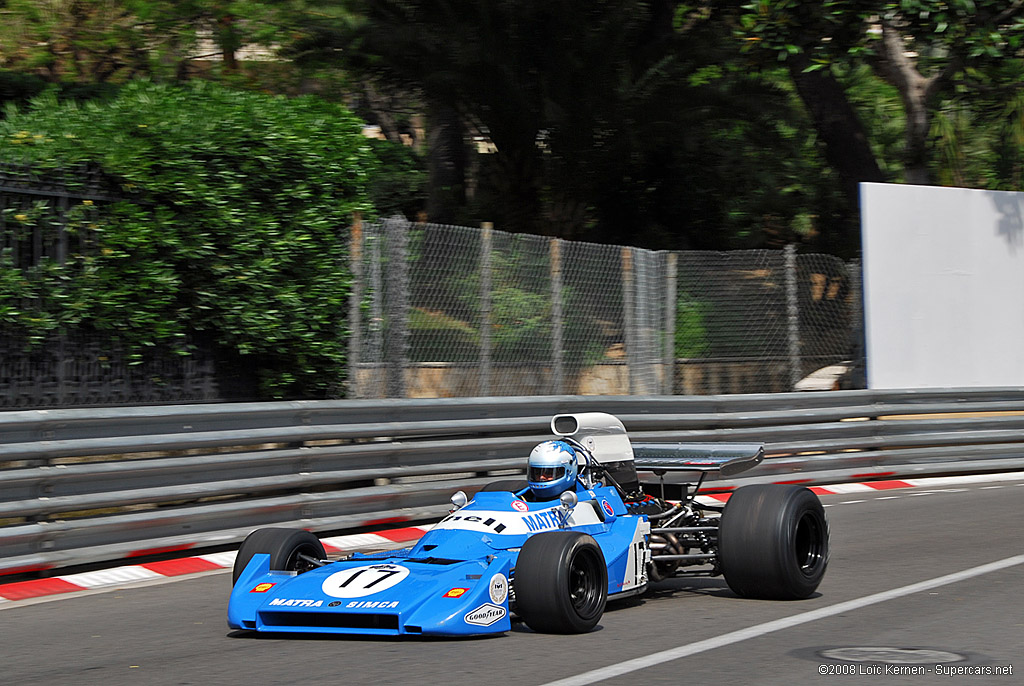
xmin=346 ymin=0 xmax=835 ymax=250
xmin=347 ymin=1 xmax=671 ymax=235
xmin=0 ymin=0 xmax=326 ymax=83
xmin=735 ymin=0 xmax=1024 ymax=187
xmin=0 ymin=0 xmax=151 ymax=82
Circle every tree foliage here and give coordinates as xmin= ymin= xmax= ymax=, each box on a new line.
xmin=3 ymin=1 xmax=1024 ymax=256
xmin=735 ymin=0 xmax=1024 ymax=186
xmin=347 ymin=0 xmax=838 ymax=250
xmin=0 ymin=0 xmax=357 ymax=87
xmin=0 ymin=80 xmax=376 ymax=396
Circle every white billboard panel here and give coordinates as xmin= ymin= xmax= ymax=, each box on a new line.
xmin=861 ymin=182 xmax=1024 ymax=389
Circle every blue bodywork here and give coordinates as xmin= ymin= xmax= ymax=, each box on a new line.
xmin=227 ymin=485 xmax=650 ymax=636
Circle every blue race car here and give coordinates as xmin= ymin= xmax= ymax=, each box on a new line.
xmin=227 ymin=412 xmax=828 ymax=636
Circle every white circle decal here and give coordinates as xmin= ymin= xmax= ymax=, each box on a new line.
xmin=321 ymin=564 xmax=410 ymax=598
xmin=489 ymin=573 xmax=508 ymax=604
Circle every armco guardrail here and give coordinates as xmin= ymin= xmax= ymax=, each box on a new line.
xmin=2 ymin=389 xmax=1024 ymax=575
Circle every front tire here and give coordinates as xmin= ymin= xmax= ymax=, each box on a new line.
xmin=231 ymin=528 xmax=326 ymax=585
xmin=718 ymin=485 xmax=828 ymax=600
xmin=514 ymin=532 xmax=607 ymax=633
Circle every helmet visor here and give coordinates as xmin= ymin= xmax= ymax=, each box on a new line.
xmin=528 ymin=465 xmax=565 ymax=483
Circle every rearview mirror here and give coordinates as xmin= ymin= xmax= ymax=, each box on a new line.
xmin=450 ymin=490 xmax=468 ymax=511
xmin=557 ymin=490 xmax=578 ymax=528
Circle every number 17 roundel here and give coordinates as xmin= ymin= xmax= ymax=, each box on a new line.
xmin=321 ymin=564 xmax=410 ymax=598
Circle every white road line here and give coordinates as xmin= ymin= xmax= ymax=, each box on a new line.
xmin=537 ymin=554 xmax=1024 ymax=686
xmin=839 ymin=500 xmax=866 ymax=505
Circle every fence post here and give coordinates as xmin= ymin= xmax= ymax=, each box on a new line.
xmin=622 ymin=246 xmax=636 ymax=395
xmin=346 ymin=213 xmax=363 ymax=398
xmin=551 ymin=238 xmax=564 ymax=394
xmin=369 ymin=224 xmax=384 ymax=397
xmin=480 ymin=223 xmax=493 ymax=396
xmin=785 ymin=243 xmax=802 ymax=390
xmin=849 ymin=258 xmax=866 ymax=388
xmin=385 ymin=217 xmax=409 ymax=398
xmin=664 ymin=252 xmax=677 ymax=395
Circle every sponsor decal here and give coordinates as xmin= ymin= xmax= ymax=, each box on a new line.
xmin=321 ymin=564 xmax=410 ymax=599
xmin=511 ymin=500 xmax=529 ymax=512
xmin=268 ymin=598 xmax=323 ymax=608
xmin=488 ymin=574 xmax=508 ymax=605
xmin=522 ymin=509 xmax=564 ymax=532
xmin=464 ymin=603 xmax=507 ymax=627
xmin=442 ymin=513 xmax=508 ymax=534
xmin=250 ymin=583 xmax=276 ymax=593
xmin=345 ymin=600 xmax=399 ymax=609
xmin=443 ymin=588 xmax=469 ymax=598
xmin=602 ymin=500 xmax=615 ymax=516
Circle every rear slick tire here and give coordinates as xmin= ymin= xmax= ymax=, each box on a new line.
xmin=718 ymin=485 xmax=828 ymax=600
xmin=514 ymin=532 xmax=607 ymax=633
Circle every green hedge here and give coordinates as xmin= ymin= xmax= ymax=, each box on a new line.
xmin=0 ymin=80 xmax=377 ymax=397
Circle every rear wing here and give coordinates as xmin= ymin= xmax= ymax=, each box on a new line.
xmin=632 ymin=443 xmax=764 ymax=478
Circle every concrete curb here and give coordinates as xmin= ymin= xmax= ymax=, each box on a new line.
xmin=0 ymin=525 xmax=431 ymax=603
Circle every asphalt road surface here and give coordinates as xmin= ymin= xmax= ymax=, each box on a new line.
xmin=3 ymin=483 xmax=1022 ymax=686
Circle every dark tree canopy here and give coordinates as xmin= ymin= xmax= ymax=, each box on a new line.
xmin=4 ymin=0 xmax=1024 ymax=255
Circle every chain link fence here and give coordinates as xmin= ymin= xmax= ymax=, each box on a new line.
xmin=2 ymin=187 xmax=861 ymax=406
xmin=349 ymin=218 xmax=863 ymax=398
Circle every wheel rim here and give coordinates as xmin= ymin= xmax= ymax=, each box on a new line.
xmin=568 ymin=549 xmax=603 ymax=618
xmin=793 ymin=511 xmax=826 ymax=576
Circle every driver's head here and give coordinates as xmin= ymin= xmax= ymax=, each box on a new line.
xmin=527 ymin=440 xmax=578 ymax=499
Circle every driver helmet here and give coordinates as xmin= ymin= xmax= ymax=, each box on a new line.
xmin=527 ymin=440 xmax=579 ymax=499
